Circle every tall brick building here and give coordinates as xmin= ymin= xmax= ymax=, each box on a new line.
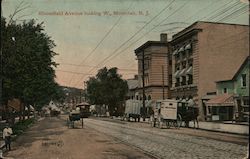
xmin=134 ymin=34 xmax=169 ymax=101
xmin=170 ymin=21 xmax=249 ymax=120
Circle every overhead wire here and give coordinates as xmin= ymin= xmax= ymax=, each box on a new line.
xmin=67 ymin=2 xmax=134 ymax=87
xmin=73 ymin=0 xmax=248 ymax=88
xmin=71 ymin=0 xmax=177 ymax=87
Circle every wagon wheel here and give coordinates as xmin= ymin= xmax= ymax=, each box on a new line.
xmin=165 ymin=120 xmax=171 ymax=129
xmin=159 ymin=117 xmax=163 ymax=129
xmin=174 ymin=114 xmax=182 ymax=129
xmin=150 ymin=116 xmax=155 ymax=127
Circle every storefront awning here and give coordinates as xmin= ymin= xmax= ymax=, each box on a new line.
xmin=178 ymin=46 xmax=184 ymax=52
xmin=179 ymin=68 xmax=187 ymax=76
xmin=205 ymin=94 xmax=234 ymax=107
xmin=181 ymin=99 xmax=187 ymax=103
xmin=173 ymin=50 xmax=178 ymax=56
xmin=174 ymin=70 xmax=180 ymax=78
xmin=185 ymin=43 xmax=191 ymax=50
xmin=187 ymin=99 xmax=195 ymax=107
xmin=186 ymin=66 xmax=193 ymax=75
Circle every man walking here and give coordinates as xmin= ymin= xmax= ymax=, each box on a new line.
xmin=3 ymin=123 xmax=13 ymax=151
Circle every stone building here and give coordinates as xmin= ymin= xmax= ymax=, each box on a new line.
xmin=170 ymin=21 xmax=249 ymax=120
xmin=134 ymin=34 xmax=169 ymax=101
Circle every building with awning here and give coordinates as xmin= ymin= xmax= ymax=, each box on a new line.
xmin=214 ymin=56 xmax=249 ymax=122
xmin=205 ymin=94 xmax=234 ymax=121
xmin=170 ymin=21 xmax=249 ymax=121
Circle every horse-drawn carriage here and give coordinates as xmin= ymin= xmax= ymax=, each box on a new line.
xmin=67 ymin=102 xmax=91 ymax=128
xmin=150 ymin=99 xmax=199 ymax=129
xmin=150 ymin=99 xmax=182 ymax=128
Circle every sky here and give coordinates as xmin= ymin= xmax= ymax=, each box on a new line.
xmin=2 ymin=0 xmax=249 ymax=89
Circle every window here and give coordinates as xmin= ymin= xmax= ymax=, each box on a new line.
xmin=175 ymin=54 xmax=180 ymax=60
xmin=175 ymin=78 xmax=180 ymax=87
xmin=175 ymin=64 xmax=180 ymax=71
xmin=241 ymin=74 xmax=246 ymax=87
xmin=181 ymin=76 xmax=186 ymax=85
xmin=182 ymin=61 xmax=186 ymax=69
xmin=223 ymin=88 xmax=227 ymax=93
xmin=169 ymin=59 xmax=172 ymax=65
xmin=243 ymin=99 xmax=249 ymax=106
xmin=188 ymin=59 xmax=193 ymax=67
xmin=187 ymin=75 xmax=193 ymax=85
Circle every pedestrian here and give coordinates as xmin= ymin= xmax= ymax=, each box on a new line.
xmin=3 ymin=123 xmax=13 ymax=151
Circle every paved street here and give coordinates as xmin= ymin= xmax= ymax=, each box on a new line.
xmin=85 ymin=118 xmax=248 ymax=159
xmin=3 ymin=115 xmax=249 ymax=159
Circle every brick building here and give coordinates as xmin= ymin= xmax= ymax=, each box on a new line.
xmin=170 ymin=21 xmax=249 ymax=120
xmin=134 ymin=34 xmax=169 ymax=101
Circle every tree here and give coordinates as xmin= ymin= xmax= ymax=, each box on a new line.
xmin=86 ymin=67 xmax=128 ymax=116
xmin=1 ymin=17 xmax=64 ymax=118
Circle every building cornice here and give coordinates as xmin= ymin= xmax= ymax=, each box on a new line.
xmin=135 ymin=41 xmax=168 ymax=54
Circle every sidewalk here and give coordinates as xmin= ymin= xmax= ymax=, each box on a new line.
xmin=188 ymin=121 xmax=249 ymax=135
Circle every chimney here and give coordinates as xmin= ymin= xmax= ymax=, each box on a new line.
xmin=160 ymin=33 xmax=168 ymax=42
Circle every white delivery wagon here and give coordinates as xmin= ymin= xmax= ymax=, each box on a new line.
xmin=151 ymin=99 xmax=182 ymax=128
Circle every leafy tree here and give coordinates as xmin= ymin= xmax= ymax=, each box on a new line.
xmin=86 ymin=67 xmax=128 ymax=116
xmin=1 ymin=17 xmax=64 ymax=116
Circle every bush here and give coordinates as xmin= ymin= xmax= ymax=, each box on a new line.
xmin=12 ymin=118 xmax=35 ymax=135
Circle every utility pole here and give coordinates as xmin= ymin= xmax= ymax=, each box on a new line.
xmin=84 ymin=81 xmax=87 ymax=102
xmin=142 ymin=50 xmax=145 ymax=121
xmin=0 ymin=0 xmax=3 ymax=117
xmin=79 ymin=90 xmax=82 ymax=103
xmin=162 ymin=65 xmax=165 ymax=100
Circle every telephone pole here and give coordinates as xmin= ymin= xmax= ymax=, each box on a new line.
xmin=162 ymin=65 xmax=165 ymax=100
xmin=142 ymin=50 xmax=145 ymax=121
xmin=0 ymin=0 xmax=3 ymax=112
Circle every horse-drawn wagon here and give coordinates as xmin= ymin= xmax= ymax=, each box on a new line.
xmin=67 ymin=102 xmax=91 ymax=128
xmin=150 ymin=99 xmax=199 ymax=129
xmin=150 ymin=99 xmax=182 ymax=128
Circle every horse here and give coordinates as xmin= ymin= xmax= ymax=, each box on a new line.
xmin=182 ymin=107 xmax=199 ymax=128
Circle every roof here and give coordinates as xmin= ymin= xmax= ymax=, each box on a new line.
xmin=134 ymin=41 xmax=168 ymax=54
xmin=172 ymin=21 xmax=249 ymax=40
xmin=205 ymin=94 xmax=234 ymax=106
xmin=216 ymin=56 xmax=250 ymax=83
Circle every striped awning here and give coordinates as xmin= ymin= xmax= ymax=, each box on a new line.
xmin=185 ymin=43 xmax=191 ymax=50
xmin=174 ymin=70 xmax=180 ymax=78
xmin=187 ymin=99 xmax=195 ymax=107
xmin=186 ymin=66 xmax=193 ymax=75
xmin=173 ymin=50 xmax=178 ymax=56
xmin=179 ymin=68 xmax=187 ymax=76
xmin=178 ymin=46 xmax=184 ymax=52
xmin=181 ymin=99 xmax=187 ymax=103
